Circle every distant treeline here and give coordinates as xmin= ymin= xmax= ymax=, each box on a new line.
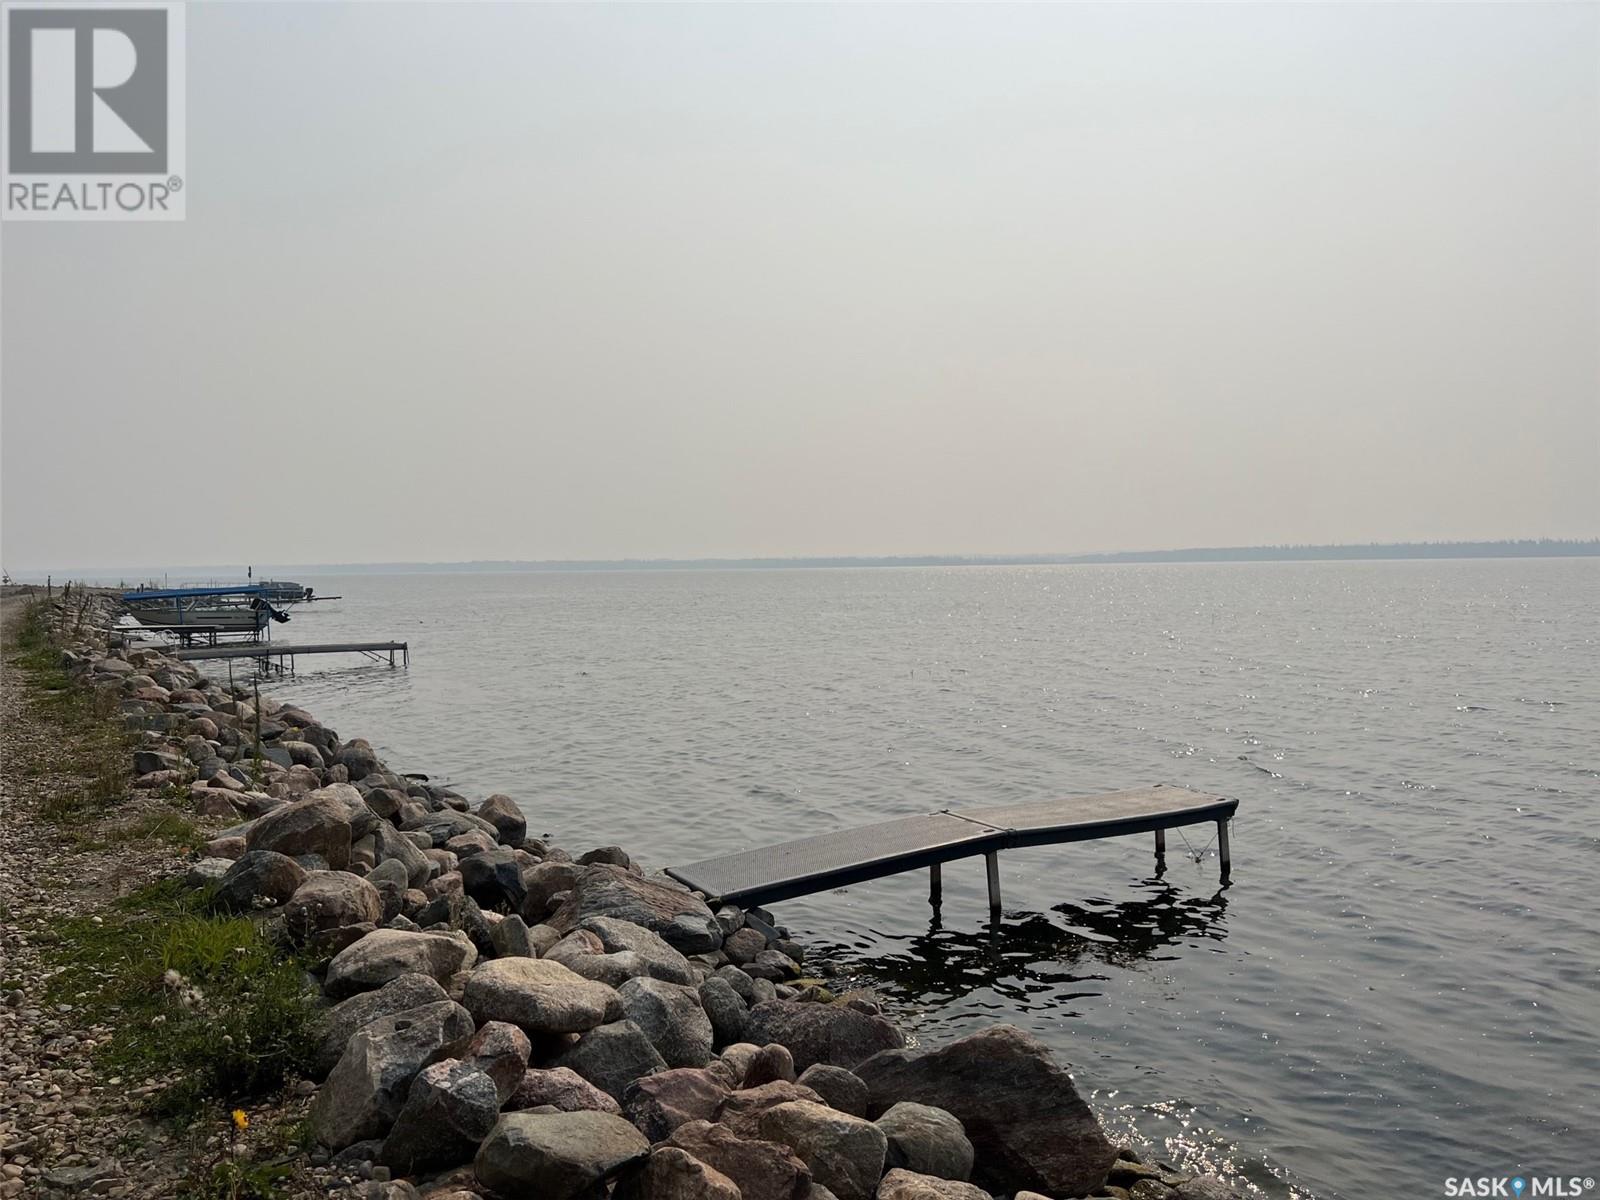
xmin=15 ymin=540 xmax=1598 ymax=582
xmin=276 ymin=539 xmax=1600 ymax=572
xmin=1056 ymin=539 xmax=1600 ymax=564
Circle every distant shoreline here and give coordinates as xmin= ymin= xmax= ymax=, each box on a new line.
xmin=11 ymin=538 xmax=1599 ymax=581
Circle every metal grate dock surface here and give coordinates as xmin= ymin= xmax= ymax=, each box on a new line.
xmin=666 ymin=784 xmax=1237 ymax=909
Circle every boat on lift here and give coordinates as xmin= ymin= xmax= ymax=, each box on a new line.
xmin=120 ymin=585 xmax=291 ymax=633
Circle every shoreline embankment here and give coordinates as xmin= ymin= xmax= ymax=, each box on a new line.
xmin=1 ymin=587 xmax=1248 ymax=1200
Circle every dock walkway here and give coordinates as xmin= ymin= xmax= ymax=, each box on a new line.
xmin=667 ymin=784 xmax=1235 ymax=918
xmin=171 ymin=640 xmax=408 ymax=674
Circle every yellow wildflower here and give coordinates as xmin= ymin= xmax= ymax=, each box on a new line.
xmin=231 ymin=1109 xmax=249 ymax=1133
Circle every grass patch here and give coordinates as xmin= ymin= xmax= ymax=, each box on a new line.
xmin=121 ymin=806 xmax=205 ymax=850
xmin=181 ymin=1156 xmax=295 ymax=1200
xmin=10 ymin=597 xmax=135 ymax=821
xmin=40 ymin=879 xmax=318 ymax=1120
xmin=176 ymin=1110 xmax=315 ymax=1200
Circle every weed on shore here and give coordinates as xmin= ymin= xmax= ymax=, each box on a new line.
xmin=12 ymin=598 xmax=135 ymax=821
xmin=39 ymin=878 xmax=319 ymax=1120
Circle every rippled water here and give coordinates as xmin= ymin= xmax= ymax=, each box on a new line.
xmin=259 ymin=560 xmax=1599 ymax=1199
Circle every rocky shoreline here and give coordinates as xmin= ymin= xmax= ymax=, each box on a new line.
xmin=6 ymin=590 xmax=1246 ymax=1200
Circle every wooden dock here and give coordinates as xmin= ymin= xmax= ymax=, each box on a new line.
xmin=171 ymin=640 xmax=409 ymax=674
xmin=667 ymin=784 xmax=1236 ymax=919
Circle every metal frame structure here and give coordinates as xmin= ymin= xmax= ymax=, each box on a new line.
xmin=668 ymin=784 xmax=1236 ymax=919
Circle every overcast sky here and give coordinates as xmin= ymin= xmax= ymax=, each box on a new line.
xmin=2 ymin=2 xmax=1596 ymax=571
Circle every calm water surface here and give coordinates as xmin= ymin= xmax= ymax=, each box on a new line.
xmin=259 ymin=561 xmax=1599 ymax=1199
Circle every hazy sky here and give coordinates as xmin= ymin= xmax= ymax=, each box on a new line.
xmin=3 ymin=2 xmax=1596 ymax=571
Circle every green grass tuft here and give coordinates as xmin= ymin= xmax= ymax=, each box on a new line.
xmin=41 ymin=881 xmax=319 ymax=1120
xmin=12 ymin=597 xmax=135 ymax=822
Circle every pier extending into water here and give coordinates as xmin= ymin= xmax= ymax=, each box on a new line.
xmin=669 ymin=784 xmax=1235 ymax=920
xmin=171 ymin=640 xmax=409 ymax=674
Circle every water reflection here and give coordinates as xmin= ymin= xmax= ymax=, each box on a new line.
xmin=818 ymin=880 xmax=1230 ymax=1008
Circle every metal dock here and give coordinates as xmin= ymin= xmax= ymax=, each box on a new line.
xmin=667 ymin=784 xmax=1236 ymax=919
xmin=171 ymin=640 xmax=409 ymax=674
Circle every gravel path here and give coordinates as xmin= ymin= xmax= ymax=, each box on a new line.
xmin=0 ymin=593 xmax=323 ymax=1199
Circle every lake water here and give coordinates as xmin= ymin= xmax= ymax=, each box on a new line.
xmin=258 ymin=560 xmax=1599 ymax=1199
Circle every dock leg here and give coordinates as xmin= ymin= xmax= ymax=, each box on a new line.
xmin=984 ymin=851 xmax=1002 ymax=920
xmin=1217 ymin=818 xmax=1231 ymax=883
xmin=929 ymin=862 xmax=942 ymax=908
xmin=1154 ymin=828 xmax=1166 ymax=875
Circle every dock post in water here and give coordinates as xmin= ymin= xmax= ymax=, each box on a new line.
xmin=1154 ymin=827 xmax=1167 ymax=873
xmin=929 ymin=861 xmax=942 ymax=908
xmin=1218 ymin=817 xmax=1231 ymax=882
xmin=984 ymin=851 xmax=1001 ymax=919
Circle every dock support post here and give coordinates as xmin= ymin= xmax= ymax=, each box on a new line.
xmin=1154 ymin=828 xmax=1166 ymax=874
xmin=984 ymin=851 xmax=1001 ymax=920
xmin=929 ymin=862 xmax=941 ymax=908
xmin=1217 ymin=818 xmax=1231 ymax=883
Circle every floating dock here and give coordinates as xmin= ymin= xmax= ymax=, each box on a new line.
xmin=668 ymin=784 xmax=1236 ymax=919
xmin=171 ymin=640 xmax=409 ymax=674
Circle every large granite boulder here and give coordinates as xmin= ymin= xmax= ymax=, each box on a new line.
xmin=133 ymin=747 xmax=182 ymax=775
xmin=507 ymin=1067 xmax=621 ymax=1115
xmin=474 ymin=1111 xmax=649 ymax=1200
xmin=492 ymin=915 xmax=561 ymax=959
xmin=615 ymin=1146 xmax=741 ymax=1200
xmin=462 ymin=1020 xmax=533 ymax=1104
xmin=284 ymin=871 xmax=382 ymax=939
xmin=373 ymin=821 xmax=431 ymax=888
xmin=478 ymin=793 xmax=527 ymax=845
xmin=244 ymin=793 xmax=353 ymax=869
xmin=577 ymin=916 xmax=695 ymax=984
xmin=379 ymin=1058 xmax=501 ymax=1173
xmin=665 ymin=1119 xmax=812 ymax=1200
xmin=698 ymin=976 xmax=749 ymax=1048
xmin=618 ymin=977 xmax=714 ymax=1068
xmin=309 ymin=782 xmax=379 ymax=839
xmin=313 ymin=973 xmax=450 ymax=1077
xmin=547 ymin=1019 xmax=668 ymax=1103
xmin=744 ymin=1043 xmax=797 ymax=1087
xmin=797 ymin=1064 xmax=869 ymax=1117
xmin=877 ymin=1169 xmax=992 ymax=1200
xmin=744 ymin=1000 xmax=903 ymax=1071
xmin=876 ymin=1103 xmax=973 ymax=1181
xmin=310 ymin=1000 xmax=476 ymax=1150
xmin=520 ymin=861 xmax=584 ymax=921
xmin=211 ymin=850 xmax=306 ymax=912
xmin=716 ymin=1080 xmax=825 ymax=1140
xmin=459 ymin=847 xmax=527 ymax=913
xmin=278 ymin=740 xmax=325 ymax=770
xmin=337 ymin=739 xmax=382 ymax=781
xmin=185 ymin=857 xmax=234 ymax=890
xmin=545 ymin=929 xmax=623 ymax=975
xmin=408 ymin=808 xmax=502 ymax=848
xmin=758 ymin=1100 xmax=887 ymax=1200
xmin=460 ymin=957 xmax=618 ymax=1035
xmin=853 ymin=1026 xmax=1117 ymax=1197
xmin=547 ymin=866 xmax=722 ymax=954
xmin=324 ymin=929 xmax=479 ymax=999
xmin=620 ymin=1067 xmax=731 ymax=1142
